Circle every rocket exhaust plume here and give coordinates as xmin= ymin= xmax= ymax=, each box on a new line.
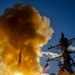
xmin=0 ymin=4 xmax=54 ymax=75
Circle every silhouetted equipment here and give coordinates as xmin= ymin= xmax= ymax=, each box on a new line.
xmin=47 ymin=33 xmax=75 ymax=74
xmin=48 ymin=44 xmax=60 ymax=50
xmin=46 ymin=55 xmax=62 ymax=62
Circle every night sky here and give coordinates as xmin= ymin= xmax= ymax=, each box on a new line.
xmin=0 ymin=0 xmax=75 ymax=75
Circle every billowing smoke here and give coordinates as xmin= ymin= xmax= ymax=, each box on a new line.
xmin=0 ymin=4 xmax=54 ymax=75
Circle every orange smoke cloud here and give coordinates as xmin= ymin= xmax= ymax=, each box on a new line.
xmin=0 ymin=4 xmax=54 ymax=75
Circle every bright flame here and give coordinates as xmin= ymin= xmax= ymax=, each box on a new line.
xmin=14 ymin=72 xmax=23 ymax=75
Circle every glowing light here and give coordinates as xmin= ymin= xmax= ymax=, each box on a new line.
xmin=14 ymin=72 xmax=23 ymax=75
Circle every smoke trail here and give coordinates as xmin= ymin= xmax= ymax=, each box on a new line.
xmin=68 ymin=46 xmax=75 ymax=51
xmin=41 ymin=51 xmax=61 ymax=59
xmin=0 ymin=4 xmax=54 ymax=75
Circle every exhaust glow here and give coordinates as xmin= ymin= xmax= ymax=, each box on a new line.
xmin=14 ymin=72 xmax=23 ymax=75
